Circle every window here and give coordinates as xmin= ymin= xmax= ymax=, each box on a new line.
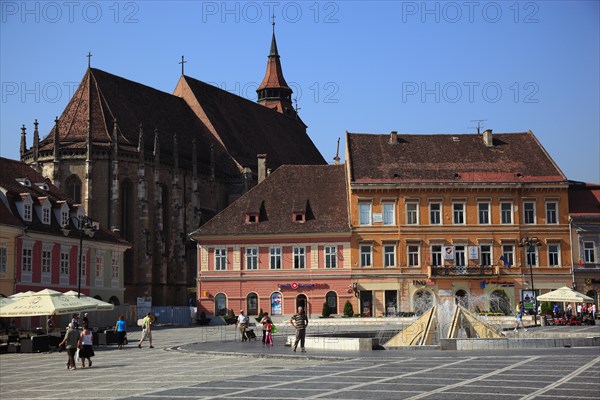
xmin=407 ymin=245 xmax=419 ymax=267
xmin=215 ymin=248 xmax=227 ymax=270
xmin=246 ymin=214 xmax=258 ymax=224
xmin=66 ymin=175 xmax=82 ymax=204
xmin=452 ymin=203 xmax=465 ymax=224
xmin=382 ymin=202 xmax=395 ymax=225
xmin=270 ymin=247 xmax=281 ymax=269
xmin=325 ymin=246 xmax=337 ymax=268
xmin=406 ymin=202 xmax=419 ymax=225
xmin=293 ymin=213 xmax=305 ymax=223
xmin=500 ymin=202 xmax=513 ymax=224
xmin=22 ymin=244 xmax=33 ymax=272
xmin=480 ymin=245 xmax=492 ymax=266
xmin=429 ymin=203 xmax=441 ymax=225
xmin=61 ymin=210 xmax=69 ymax=227
xmin=246 ymin=293 xmax=258 ymax=315
xmin=326 ymin=291 xmax=338 ymax=314
xmin=246 ymin=247 xmax=258 ymax=270
xmin=455 ymin=245 xmax=466 ymax=268
xmin=383 ymin=244 xmax=396 ymax=267
xmin=548 ymin=244 xmax=560 ymax=267
xmin=60 ymin=249 xmax=70 ymax=275
xmin=523 ymin=202 xmax=536 ymax=224
xmin=546 ymin=202 xmax=558 ymax=224
xmin=111 ymin=252 xmax=120 ymax=278
xmin=502 ymin=245 xmax=514 ymax=267
xmin=80 ymin=250 xmax=87 ymax=277
xmin=0 ymin=244 xmax=6 ymax=274
xmin=359 ymin=203 xmax=371 ymax=225
xmin=95 ymin=250 xmax=104 ymax=278
xmin=42 ymin=245 xmax=52 ymax=274
xmin=478 ymin=202 xmax=490 ymax=224
xmin=23 ymin=203 xmax=32 ymax=222
xmin=430 ymin=245 xmax=442 ymax=266
xmin=360 ymin=245 xmax=372 ymax=267
xmin=583 ymin=242 xmax=596 ymax=263
xmin=42 ymin=206 xmax=51 ymax=224
xmin=526 ymin=245 xmax=538 ymax=267
xmin=293 ymin=246 xmax=306 ymax=269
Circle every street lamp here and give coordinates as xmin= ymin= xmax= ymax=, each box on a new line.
xmin=519 ymin=236 xmax=541 ymax=326
xmin=62 ymin=215 xmax=96 ymax=298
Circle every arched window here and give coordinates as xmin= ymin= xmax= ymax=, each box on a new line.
xmin=490 ymin=290 xmax=511 ymax=315
xmin=108 ymin=296 xmax=120 ymax=306
xmin=455 ymin=289 xmax=469 ymax=308
xmin=215 ymin=293 xmax=227 ymax=316
xmin=413 ymin=290 xmax=434 ymax=316
xmin=325 ymin=291 xmax=338 ymax=314
xmin=65 ymin=175 xmax=82 ymax=204
xmin=296 ymin=294 xmax=307 ymax=313
xmin=247 ymin=293 xmax=258 ymax=315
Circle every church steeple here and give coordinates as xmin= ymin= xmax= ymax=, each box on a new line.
xmin=256 ymin=19 xmax=295 ymax=117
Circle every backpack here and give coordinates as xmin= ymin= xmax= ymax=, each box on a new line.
xmin=516 ymin=304 xmax=520 ymax=313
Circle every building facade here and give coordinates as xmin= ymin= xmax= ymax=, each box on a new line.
xmin=0 ymin=157 xmax=129 ymax=303
xmin=18 ymin=28 xmax=325 ymax=306
xmin=345 ymin=130 xmax=574 ymax=316
xmin=192 ymin=165 xmax=352 ymax=317
xmin=569 ymin=181 xmax=600 ymax=305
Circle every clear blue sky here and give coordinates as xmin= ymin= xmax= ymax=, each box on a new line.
xmin=1 ymin=1 xmax=599 ymax=183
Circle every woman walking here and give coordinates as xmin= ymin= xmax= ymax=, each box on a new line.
xmin=59 ymin=323 xmax=79 ymax=370
xmin=115 ymin=315 xmax=127 ymax=349
xmin=78 ymin=325 xmax=95 ymax=368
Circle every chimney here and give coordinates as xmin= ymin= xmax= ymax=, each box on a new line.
xmin=389 ymin=130 xmax=398 ymax=144
xmin=483 ymin=129 xmax=493 ymax=147
xmin=257 ymin=154 xmax=267 ymax=183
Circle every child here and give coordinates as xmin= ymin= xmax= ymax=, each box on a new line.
xmin=265 ymin=321 xmax=273 ymax=346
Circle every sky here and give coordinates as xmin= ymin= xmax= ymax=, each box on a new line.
xmin=1 ymin=1 xmax=599 ymax=183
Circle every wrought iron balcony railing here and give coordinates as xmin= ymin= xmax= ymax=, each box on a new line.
xmin=431 ymin=265 xmax=495 ymax=276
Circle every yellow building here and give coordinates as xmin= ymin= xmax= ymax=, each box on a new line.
xmin=345 ymin=130 xmax=572 ymax=316
xmin=0 ymin=205 xmax=20 ymax=297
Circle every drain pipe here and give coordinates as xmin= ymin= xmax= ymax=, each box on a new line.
xmin=568 ymin=217 xmax=576 ymax=289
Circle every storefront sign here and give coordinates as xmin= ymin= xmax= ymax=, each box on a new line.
xmin=271 ymin=293 xmax=282 ymax=316
xmin=444 ymin=246 xmax=454 ymax=259
xmin=373 ymin=213 xmax=383 ymax=223
xmin=277 ymin=283 xmax=329 ymax=291
xmin=413 ymin=280 xmax=436 ymax=286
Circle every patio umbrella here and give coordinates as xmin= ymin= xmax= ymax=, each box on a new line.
xmin=9 ymin=291 xmax=36 ymax=298
xmin=0 ymin=289 xmax=92 ymax=317
xmin=537 ymin=286 xmax=594 ymax=303
xmin=62 ymin=290 xmax=115 ymax=311
xmin=0 ymin=297 xmax=14 ymax=307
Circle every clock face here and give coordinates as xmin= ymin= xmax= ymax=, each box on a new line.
xmin=585 ymin=278 xmax=592 ymax=285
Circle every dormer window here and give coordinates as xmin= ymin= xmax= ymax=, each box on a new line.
xmin=17 ymin=178 xmax=31 ymax=187
xmin=42 ymin=205 xmax=51 ymax=224
xmin=246 ymin=213 xmax=259 ymax=224
xmin=24 ymin=203 xmax=32 ymax=222
xmin=19 ymin=195 xmax=33 ymax=222
xmin=293 ymin=212 xmax=305 ymax=223
xmin=36 ymin=182 xmax=49 ymax=191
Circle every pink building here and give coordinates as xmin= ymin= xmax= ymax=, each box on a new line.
xmin=192 ymin=164 xmax=352 ymax=317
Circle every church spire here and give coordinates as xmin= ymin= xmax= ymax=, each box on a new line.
xmin=256 ymin=18 xmax=295 ymax=117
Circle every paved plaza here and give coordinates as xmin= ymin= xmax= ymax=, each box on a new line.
xmin=1 ymin=324 xmax=599 ymax=399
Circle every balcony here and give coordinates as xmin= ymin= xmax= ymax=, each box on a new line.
xmin=430 ymin=265 xmax=496 ymax=277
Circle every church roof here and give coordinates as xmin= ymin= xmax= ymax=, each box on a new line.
xmin=37 ymin=68 xmax=240 ymax=176
xmin=191 ymin=164 xmax=350 ymax=237
xmin=257 ymin=31 xmax=291 ymax=91
xmin=346 ymin=131 xmax=567 ymax=184
xmin=569 ymin=181 xmax=600 ymax=216
xmin=177 ymin=75 xmax=325 ymax=169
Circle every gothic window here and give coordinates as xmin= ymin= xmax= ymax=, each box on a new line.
xmin=120 ymin=179 xmax=134 ymax=241
xmin=65 ymin=175 xmax=82 ymax=204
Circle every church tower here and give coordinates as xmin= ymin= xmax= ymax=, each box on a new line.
xmin=256 ymin=21 xmax=295 ymax=117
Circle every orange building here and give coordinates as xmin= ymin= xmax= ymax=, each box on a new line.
xmin=345 ymin=130 xmax=573 ymax=316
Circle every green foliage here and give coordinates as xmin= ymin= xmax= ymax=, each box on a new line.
xmin=255 ymin=308 xmax=264 ymax=323
xmin=541 ymin=301 xmax=552 ymax=314
xmin=343 ymin=300 xmax=354 ymax=317
xmin=322 ymin=302 xmax=331 ymax=318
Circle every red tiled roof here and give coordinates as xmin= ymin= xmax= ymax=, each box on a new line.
xmin=178 ymin=75 xmax=326 ymax=170
xmin=569 ymin=182 xmax=600 ymax=215
xmin=36 ymin=68 xmax=240 ymax=177
xmin=347 ymin=132 xmax=566 ymax=184
xmin=0 ymin=157 xmax=128 ymax=244
xmin=192 ymin=164 xmax=350 ymax=237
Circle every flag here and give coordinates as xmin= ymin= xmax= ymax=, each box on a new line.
xmin=499 ymin=255 xmax=512 ymax=268
xmin=578 ymin=257 xmax=583 ymax=266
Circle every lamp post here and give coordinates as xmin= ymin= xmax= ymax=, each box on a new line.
xmin=62 ymin=215 xmax=96 ymax=298
xmin=520 ymin=236 xmax=541 ymax=326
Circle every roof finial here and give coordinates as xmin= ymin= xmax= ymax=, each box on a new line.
xmin=179 ymin=55 xmax=187 ymax=75
xmin=271 ymin=13 xmax=275 ymax=33
xmin=87 ymin=51 xmax=92 ymax=68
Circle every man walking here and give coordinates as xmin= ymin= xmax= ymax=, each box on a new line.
xmin=290 ymin=306 xmax=308 ymax=352
xmin=236 ymin=310 xmax=249 ymax=342
xmin=138 ymin=312 xmax=154 ymax=349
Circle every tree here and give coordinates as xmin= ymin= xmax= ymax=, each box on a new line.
xmin=343 ymin=300 xmax=354 ymax=317
xmin=321 ymin=302 xmax=331 ymax=318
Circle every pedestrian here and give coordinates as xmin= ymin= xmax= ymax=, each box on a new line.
xmin=553 ymin=303 xmax=559 ymax=318
xmin=290 ymin=306 xmax=309 ymax=352
xmin=114 ymin=315 xmax=127 ymax=349
xmin=59 ymin=323 xmax=79 ymax=370
xmin=81 ymin=312 xmax=89 ymax=327
xmin=137 ymin=312 xmax=154 ymax=349
xmin=236 ymin=310 xmax=249 ymax=342
xmin=77 ymin=324 xmax=95 ymax=368
xmin=71 ymin=313 xmax=79 ymax=329
xmin=567 ymin=304 xmax=573 ymax=320
xmin=591 ymin=303 xmax=597 ymax=320
xmin=265 ymin=320 xmax=274 ymax=346
xmin=576 ymin=303 xmax=582 ymax=317
xmin=259 ymin=312 xmax=272 ymax=345
xmin=47 ymin=315 xmax=55 ymax=332
xmin=514 ymin=301 xmax=527 ymax=332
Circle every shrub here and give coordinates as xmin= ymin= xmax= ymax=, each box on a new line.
xmin=255 ymin=308 xmax=264 ymax=323
xmin=343 ymin=300 xmax=354 ymax=317
xmin=322 ymin=302 xmax=331 ymax=318
xmin=541 ymin=301 xmax=552 ymax=315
